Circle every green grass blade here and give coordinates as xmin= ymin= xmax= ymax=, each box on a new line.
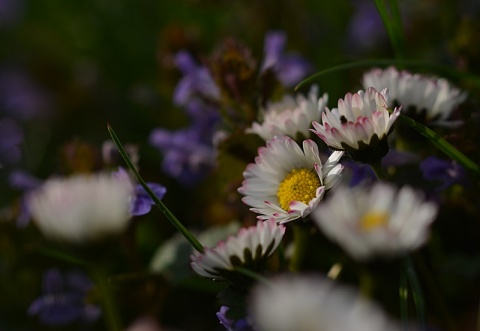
xmin=107 ymin=123 xmax=205 ymax=253
xmin=294 ymin=58 xmax=480 ymax=91
xmin=396 ymin=114 xmax=480 ymax=177
xmin=374 ymin=0 xmax=405 ymax=59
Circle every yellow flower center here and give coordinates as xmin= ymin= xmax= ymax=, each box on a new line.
xmin=277 ymin=168 xmax=321 ymax=211
xmin=359 ymin=212 xmax=389 ymax=231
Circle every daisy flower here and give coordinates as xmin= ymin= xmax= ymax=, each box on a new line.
xmin=362 ymin=66 xmax=467 ymax=127
xmin=247 ymin=85 xmax=327 ymax=141
xmin=250 ymin=274 xmax=399 ymax=331
xmin=311 ymin=183 xmax=438 ymax=261
xmin=28 ymin=172 xmax=133 ymax=244
xmin=311 ymin=87 xmax=401 ymax=164
xmin=238 ymin=136 xmax=344 ymax=223
xmin=190 ymin=219 xmax=285 ymax=282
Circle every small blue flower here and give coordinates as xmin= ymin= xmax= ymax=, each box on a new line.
xmin=216 ymin=306 xmax=253 ymax=331
xmin=346 ymin=0 xmax=387 ymax=53
xmin=130 ymin=182 xmax=167 ymax=216
xmin=8 ymin=169 xmax=43 ymax=227
xmin=113 ymin=167 xmax=167 ymax=216
xmin=261 ymin=31 xmax=314 ymax=87
xmin=420 ymin=156 xmax=466 ymax=191
xmin=150 ymin=125 xmax=217 ymax=186
xmin=28 ymin=269 xmax=101 ymax=326
xmin=0 ymin=68 xmax=51 ymax=120
xmin=173 ymin=51 xmax=220 ymax=107
xmin=0 ymin=118 xmax=23 ymax=167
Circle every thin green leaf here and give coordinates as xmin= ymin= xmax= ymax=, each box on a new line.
xmin=396 ymin=113 xmax=480 ymax=177
xmin=107 ymin=123 xmax=205 ymax=253
xmin=294 ymin=58 xmax=480 ymax=91
xmin=404 ymin=256 xmax=426 ymax=331
xmin=374 ymin=0 xmax=405 ymax=59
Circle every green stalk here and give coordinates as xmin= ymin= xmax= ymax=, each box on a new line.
xmin=388 ymin=0 xmax=405 ymax=58
xmin=90 ymin=267 xmax=122 ymax=331
xmin=294 ymin=58 xmax=480 ymax=91
xmin=399 ymin=267 xmax=409 ymax=330
xmin=107 ymin=124 xmax=204 ymax=253
xmin=370 ymin=160 xmax=389 ymax=181
xmin=396 ymin=113 xmax=480 ymax=177
xmin=374 ymin=0 xmax=405 ymax=59
xmin=404 ymin=256 xmax=426 ymax=330
xmin=233 ymin=266 xmax=273 ymax=287
xmin=288 ymin=224 xmax=310 ymax=272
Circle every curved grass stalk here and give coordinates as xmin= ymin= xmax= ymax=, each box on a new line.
xmin=294 ymin=59 xmax=480 ymax=91
xmin=107 ymin=123 xmax=205 ymax=253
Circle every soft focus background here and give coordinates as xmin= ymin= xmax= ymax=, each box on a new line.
xmin=1 ymin=0 xmax=480 ymax=330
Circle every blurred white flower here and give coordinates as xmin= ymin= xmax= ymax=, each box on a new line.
xmin=238 ymin=136 xmax=344 ymax=223
xmin=362 ymin=66 xmax=467 ymax=127
xmin=250 ymin=275 xmax=399 ymax=331
xmin=312 ymin=183 xmax=438 ymax=261
xmin=190 ymin=219 xmax=285 ymax=281
xmin=247 ymin=85 xmax=328 ymax=141
xmin=28 ymin=172 xmax=133 ymax=244
xmin=311 ymin=87 xmax=401 ymax=164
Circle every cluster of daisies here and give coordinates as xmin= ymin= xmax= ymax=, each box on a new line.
xmin=25 ymin=66 xmax=466 ymax=330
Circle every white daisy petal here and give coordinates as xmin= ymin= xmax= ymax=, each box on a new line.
xmin=311 ymin=87 xmax=400 ymax=163
xmin=247 ymin=85 xmax=328 ymax=141
xmin=362 ymin=66 xmax=467 ymax=126
xmin=250 ymin=275 xmax=400 ymax=331
xmin=312 ymin=183 xmax=438 ymax=261
xmin=238 ymin=136 xmax=344 ymax=223
xmin=190 ymin=219 xmax=285 ymax=281
xmin=28 ymin=172 xmax=133 ymax=244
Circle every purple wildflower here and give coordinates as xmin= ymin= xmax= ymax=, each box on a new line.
xmin=28 ymin=269 xmax=101 ymax=326
xmin=0 ymin=68 xmax=51 ymax=120
xmin=149 ymin=122 xmax=217 ymax=186
xmin=173 ymin=51 xmax=220 ymax=107
xmin=261 ymin=31 xmax=314 ymax=87
xmin=216 ymin=306 xmax=253 ymax=331
xmin=0 ymin=0 xmax=24 ymax=28
xmin=113 ymin=167 xmax=167 ymax=216
xmin=9 ymin=169 xmax=43 ymax=227
xmin=346 ymin=1 xmax=387 ymax=53
xmin=420 ymin=156 xmax=466 ymax=191
xmin=0 ymin=118 xmax=23 ymax=167
xmin=343 ymin=159 xmax=376 ymax=187
xmin=130 ymin=183 xmax=167 ymax=216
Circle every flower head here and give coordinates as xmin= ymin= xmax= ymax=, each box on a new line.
xmin=247 ymin=85 xmax=328 ymax=141
xmin=312 ymin=183 xmax=438 ymax=261
xmin=190 ymin=219 xmax=285 ymax=281
xmin=362 ymin=66 xmax=467 ymax=126
xmin=238 ymin=136 xmax=344 ymax=223
xmin=28 ymin=269 xmax=101 ymax=326
xmin=249 ymin=275 xmax=399 ymax=331
xmin=311 ymin=87 xmax=401 ymax=164
xmin=28 ymin=172 xmax=133 ymax=244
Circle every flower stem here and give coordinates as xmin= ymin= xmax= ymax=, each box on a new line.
xmin=289 ymin=223 xmax=310 ymax=272
xmin=233 ymin=266 xmax=273 ymax=287
xmin=370 ymin=160 xmax=388 ymax=181
xmin=90 ymin=267 xmax=122 ymax=331
xmin=399 ymin=266 xmax=409 ymax=330
xmin=374 ymin=0 xmax=405 ymax=59
xmin=404 ymin=256 xmax=426 ymax=330
xmin=107 ymin=124 xmax=204 ymax=253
